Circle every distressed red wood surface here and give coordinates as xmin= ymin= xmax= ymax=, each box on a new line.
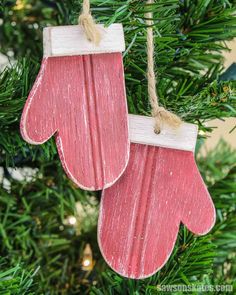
xmin=21 ymin=53 xmax=129 ymax=190
xmin=98 ymin=143 xmax=216 ymax=279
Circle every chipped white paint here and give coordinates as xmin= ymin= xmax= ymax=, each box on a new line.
xmin=43 ymin=24 xmax=125 ymax=57
xmin=128 ymin=114 xmax=198 ymax=152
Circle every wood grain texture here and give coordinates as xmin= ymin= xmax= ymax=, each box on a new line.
xmin=129 ymin=114 xmax=198 ymax=152
xmin=43 ymin=24 xmax=125 ymax=57
xmin=21 ymin=53 xmax=129 ymax=191
xmin=98 ymin=143 xmax=216 ymax=279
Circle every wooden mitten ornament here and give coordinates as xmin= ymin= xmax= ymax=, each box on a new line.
xmin=20 ymin=23 xmax=129 ymax=190
xmin=98 ymin=0 xmax=215 ymax=278
xmin=98 ymin=115 xmax=216 ymax=279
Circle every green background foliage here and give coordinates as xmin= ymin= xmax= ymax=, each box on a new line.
xmin=0 ymin=0 xmax=235 ymax=294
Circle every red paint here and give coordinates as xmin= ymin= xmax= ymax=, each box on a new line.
xmin=21 ymin=53 xmax=129 ymax=190
xmin=98 ymin=143 xmax=216 ymax=279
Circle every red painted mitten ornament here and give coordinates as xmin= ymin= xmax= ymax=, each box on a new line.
xmin=98 ymin=115 xmax=216 ymax=279
xmin=20 ymin=24 xmax=129 ymax=190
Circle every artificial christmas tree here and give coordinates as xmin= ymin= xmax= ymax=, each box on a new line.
xmin=0 ymin=0 xmax=236 ymax=294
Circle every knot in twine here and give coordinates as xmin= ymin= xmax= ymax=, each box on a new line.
xmin=146 ymin=0 xmax=181 ymax=134
xmin=79 ymin=0 xmax=101 ymax=45
xmin=151 ymin=107 xmax=183 ymax=134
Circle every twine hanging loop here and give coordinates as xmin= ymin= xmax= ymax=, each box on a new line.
xmin=79 ymin=0 xmax=101 ymax=45
xmin=146 ymin=0 xmax=181 ymax=134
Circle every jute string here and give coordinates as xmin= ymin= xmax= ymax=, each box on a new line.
xmin=146 ymin=0 xmax=181 ymax=133
xmin=79 ymin=0 xmax=101 ymax=45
